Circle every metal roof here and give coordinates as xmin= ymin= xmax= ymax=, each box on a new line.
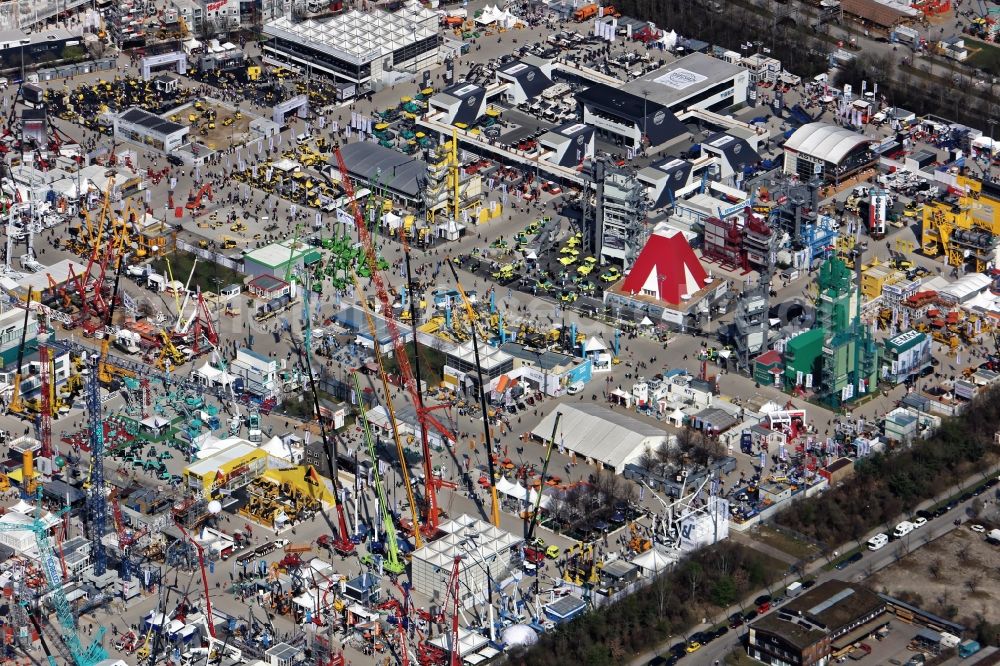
xmin=263 ymin=5 xmax=438 ymax=66
xmin=621 ymin=52 xmax=744 ymax=108
xmin=784 ymin=123 xmax=873 ymax=165
xmin=338 ymin=141 xmax=426 ymax=199
xmin=530 ymin=404 xmax=665 ymax=472
xmin=118 ymin=107 xmax=186 ymax=137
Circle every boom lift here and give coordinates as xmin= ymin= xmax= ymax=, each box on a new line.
xmin=298 ymin=281 xmax=354 ymax=555
xmin=85 ymin=357 xmax=108 ymax=576
xmin=448 ymin=261 xmax=501 ymax=527
xmin=352 ymin=371 xmax=406 ymax=575
xmin=526 ymin=412 xmax=562 ymax=545
xmin=171 ymin=515 xmax=217 ymax=638
xmin=8 ymin=287 xmax=33 ymax=414
xmin=353 ymin=273 xmax=425 ymax=548
xmin=335 ymin=146 xmax=455 ymax=536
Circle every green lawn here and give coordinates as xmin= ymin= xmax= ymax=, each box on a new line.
xmin=152 ymin=250 xmax=246 ymax=294
xmin=755 ymin=525 xmax=821 ymax=562
xmin=383 ymin=341 xmax=447 ymax=387
xmin=967 ymin=40 xmax=1000 ymax=75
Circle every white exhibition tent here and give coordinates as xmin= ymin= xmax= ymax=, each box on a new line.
xmin=632 ymin=547 xmax=679 ymax=576
xmin=583 ymin=336 xmax=607 ymax=353
xmin=475 ymin=4 xmax=518 ymax=27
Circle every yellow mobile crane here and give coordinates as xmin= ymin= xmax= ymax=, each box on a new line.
xmin=446 ymin=257 xmax=489 ymax=341
xmin=353 ymin=273 xmax=426 ymax=548
xmin=8 ymin=288 xmax=33 ymax=415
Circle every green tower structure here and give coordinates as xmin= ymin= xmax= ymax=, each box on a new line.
xmin=813 ymin=254 xmax=880 ymax=408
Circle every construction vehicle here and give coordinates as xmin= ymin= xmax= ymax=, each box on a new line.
xmin=352 ymin=371 xmax=407 ymax=575
xmin=7 ymin=289 xmax=33 ymax=415
xmin=154 ymin=331 xmax=186 ymax=370
xmin=526 ymin=412 xmax=562 ymax=545
xmin=448 ymin=261 xmax=502 ymax=527
xmin=336 ymin=146 xmax=454 ymax=537
xmin=185 ymin=183 xmax=213 ymax=212
xmin=353 ymin=273 xmax=425 ymax=545
xmin=573 ymin=3 xmax=599 ymax=20
xmin=298 ymin=283 xmax=354 ymax=556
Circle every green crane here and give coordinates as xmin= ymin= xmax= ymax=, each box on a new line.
xmin=352 ymin=370 xmax=407 ymax=575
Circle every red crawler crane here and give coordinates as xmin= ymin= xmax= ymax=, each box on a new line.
xmin=333 ymin=147 xmax=454 ymax=535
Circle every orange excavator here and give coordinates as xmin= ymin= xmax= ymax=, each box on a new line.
xmin=185 ymin=183 xmax=213 ymax=212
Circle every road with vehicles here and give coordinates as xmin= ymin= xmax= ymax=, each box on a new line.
xmin=631 ymin=466 xmax=1000 ymax=665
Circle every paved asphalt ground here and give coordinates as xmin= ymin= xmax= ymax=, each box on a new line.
xmin=0 ymin=2 xmax=995 ymax=664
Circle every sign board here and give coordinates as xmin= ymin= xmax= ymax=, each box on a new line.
xmin=655 ymin=68 xmax=708 ymax=90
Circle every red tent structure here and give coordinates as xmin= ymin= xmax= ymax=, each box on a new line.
xmin=619 ymin=230 xmax=709 ymax=305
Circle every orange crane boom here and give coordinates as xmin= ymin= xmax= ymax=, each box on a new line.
xmin=334 ymin=146 xmax=454 ymax=533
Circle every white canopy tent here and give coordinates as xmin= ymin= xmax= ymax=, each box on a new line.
xmin=632 ymin=548 xmax=679 ymax=576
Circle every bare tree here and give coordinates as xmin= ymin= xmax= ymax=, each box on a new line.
xmin=965 ymin=572 xmax=983 ymax=595
xmin=928 ymin=558 xmax=943 ymax=580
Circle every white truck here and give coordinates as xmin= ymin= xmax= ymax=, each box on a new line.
xmin=893 ymin=521 xmax=914 ymax=538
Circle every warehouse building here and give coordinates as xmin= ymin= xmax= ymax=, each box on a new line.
xmin=242 ymin=240 xmax=321 ymax=280
xmin=338 ymin=141 xmax=427 ymax=206
xmin=262 ymin=4 xmax=441 ymax=94
xmin=443 ymin=342 xmax=514 ymax=393
xmin=530 ymin=404 xmax=668 ymax=474
xmin=747 ymin=580 xmax=886 ymax=666
xmin=113 ymin=107 xmax=190 ymax=153
xmin=184 ymin=439 xmax=269 ymax=497
xmin=577 ymin=83 xmax=688 ymax=150
xmin=783 ymin=122 xmax=876 ymax=184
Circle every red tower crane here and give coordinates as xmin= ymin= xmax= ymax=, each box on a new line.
xmin=333 ymin=147 xmax=454 ymax=534
xmin=172 ymin=507 xmax=216 ymax=639
xmin=38 ymin=346 xmax=52 ymax=460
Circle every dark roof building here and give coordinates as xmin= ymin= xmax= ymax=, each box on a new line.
xmin=113 ymin=107 xmax=189 ymax=152
xmin=577 ymin=82 xmax=688 ymax=150
xmin=538 ymin=121 xmax=596 ymax=167
xmin=337 ymin=141 xmax=427 ymax=204
xmin=748 ymin=581 xmax=886 ymax=666
xmin=429 ymin=82 xmax=488 ymax=127
xmin=497 ymin=59 xmax=553 ymax=104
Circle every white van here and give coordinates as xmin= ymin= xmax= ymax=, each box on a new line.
xmin=567 ymin=381 xmax=585 ymax=395
xmin=867 ymin=533 xmax=889 ymax=550
xmin=296 ymin=132 xmax=311 ymax=145
xmin=893 ymin=521 xmax=914 ymax=538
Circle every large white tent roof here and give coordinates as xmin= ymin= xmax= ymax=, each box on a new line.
xmin=264 ymin=7 xmax=438 ymax=65
xmin=530 ymin=404 xmax=666 ymax=473
xmin=784 ymin=122 xmax=872 ymax=165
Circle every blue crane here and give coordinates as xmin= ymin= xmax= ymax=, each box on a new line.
xmin=0 ymin=492 xmax=107 ymax=666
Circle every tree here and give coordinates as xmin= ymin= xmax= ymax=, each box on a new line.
xmin=928 ymin=558 xmax=943 ymax=580
xmin=710 ymin=576 xmax=737 ymax=607
xmin=966 ymin=572 xmax=983 ymax=595
xmin=683 ymin=561 xmax=704 ymax=599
